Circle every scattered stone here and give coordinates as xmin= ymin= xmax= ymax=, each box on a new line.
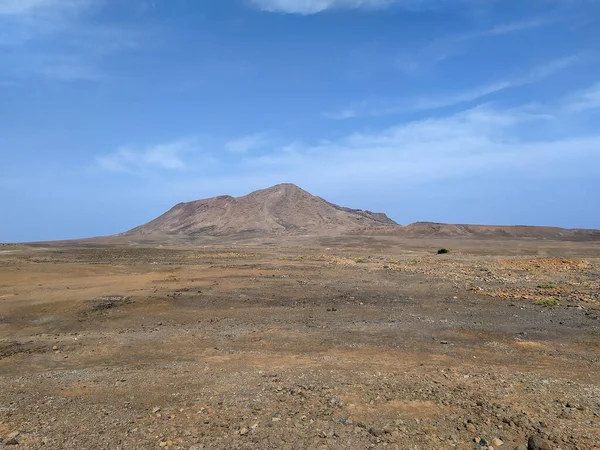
xmin=466 ymin=423 xmax=476 ymax=433
xmin=528 ymin=435 xmax=552 ymax=450
xmin=440 ymin=340 xmax=449 ymax=345
xmin=514 ymin=446 xmax=528 ymax=450
xmin=492 ymin=438 xmax=504 ymax=447
xmin=159 ymin=442 xmax=167 ymax=448
xmin=239 ymin=427 xmax=248 ymax=436
xmin=52 ymin=346 xmax=58 ymax=351
xmin=5 ymin=438 xmax=19 ymax=446
xmin=152 ymin=407 xmax=161 ymax=414
xmin=5 ymin=433 xmax=19 ymax=440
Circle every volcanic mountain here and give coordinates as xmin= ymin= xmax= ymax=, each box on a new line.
xmin=125 ymin=184 xmax=397 ymax=237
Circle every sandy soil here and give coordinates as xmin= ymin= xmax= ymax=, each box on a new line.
xmin=0 ymin=237 xmax=599 ymax=449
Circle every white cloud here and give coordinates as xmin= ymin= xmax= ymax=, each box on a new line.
xmin=327 ymin=54 xmax=587 ymax=119
xmin=94 ymin=83 xmax=600 ymax=205
xmin=97 ymin=139 xmax=198 ymax=173
xmin=240 ymin=103 xmax=600 ymax=186
xmin=249 ymin=0 xmax=394 ymax=14
xmin=224 ymin=133 xmax=274 ymax=153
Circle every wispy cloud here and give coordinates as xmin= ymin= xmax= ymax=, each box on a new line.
xmin=97 ymin=139 xmax=199 ymax=173
xmin=0 ymin=0 xmax=138 ymax=84
xmin=248 ymin=0 xmax=394 ymax=14
xmin=92 ymin=83 xmax=600 ymax=212
xmin=395 ymin=17 xmax=561 ymax=74
xmin=562 ymin=82 xmax=600 ymax=112
xmin=327 ymin=54 xmax=587 ymax=119
xmin=240 ymin=101 xmax=600 ymax=186
xmin=461 ymin=17 xmax=559 ymax=41
xmin=224 ymin=133 xmax=275 ymax=153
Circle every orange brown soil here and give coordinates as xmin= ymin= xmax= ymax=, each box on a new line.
xmin=0 ymin=238 xmax=599 ymax=449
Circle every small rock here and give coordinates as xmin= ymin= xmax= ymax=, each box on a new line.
xmin=152 ymin=407 xmax=161 ymax=414
xmin=5 ymin=437 xmax=19 ymax=446
xmin=159 ymin=442 xmax=167 ymax=448
xmin=52 ymin=346 xmax=58 ymax=351
xmin=466 ymin=423 xmax=476 ymax=433
xmin=492 ymin=438 xmax=504 ymax=447
xmin=440 ymin=341 xmax=449 ymax=345
xmin=6 ymin=433 xmax=19 ymax=440
xmin=369 ymin=427 xmax=384 ymax=437
xmin=514 ymin=446 xmax=528 ymax=450
xmin=239 ymin=427 xmax=248 ymax=436
xmin=528 ymin=435 xmax=552 ymax=450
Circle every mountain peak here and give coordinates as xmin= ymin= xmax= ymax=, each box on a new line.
xmin=250 ymin=183 xmax=307 ymax=195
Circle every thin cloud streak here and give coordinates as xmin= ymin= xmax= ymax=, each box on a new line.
xmin=327 ymin=54 xmax=588 ymax=119
xmin=249 ymin=0 xmax=394 ymax=14
xmin=395 ymin=17 xmax=562 ymax=74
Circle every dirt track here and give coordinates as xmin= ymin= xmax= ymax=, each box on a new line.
xmin=0 ymin=238 xmax=599 ymax=449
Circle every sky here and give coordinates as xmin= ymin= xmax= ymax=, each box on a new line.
xmin=1 ymin=0 xmax=599 ymax=242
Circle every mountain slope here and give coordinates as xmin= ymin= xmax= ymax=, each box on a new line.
xmin=125 ymin=184 xmax=397 ymax=237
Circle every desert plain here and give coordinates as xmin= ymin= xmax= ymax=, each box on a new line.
xmin=0 ymin=235 xmax=599 ymax=450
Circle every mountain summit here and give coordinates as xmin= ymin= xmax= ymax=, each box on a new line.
xmin=126 ymin=184 xmax=397 ymax=237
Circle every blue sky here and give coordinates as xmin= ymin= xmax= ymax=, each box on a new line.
xmin=1 ymin=0 xmax=599 ymax=242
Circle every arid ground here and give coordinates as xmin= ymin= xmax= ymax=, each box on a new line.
xmin=0 ymin=237 xmax=599 ymax=449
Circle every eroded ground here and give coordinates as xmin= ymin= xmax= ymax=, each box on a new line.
xmin=0 ymin=239 xmax=599 ymax=449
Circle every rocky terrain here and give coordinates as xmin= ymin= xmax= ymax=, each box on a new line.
xmin=0 ymin=238 xmax=599 ymax=449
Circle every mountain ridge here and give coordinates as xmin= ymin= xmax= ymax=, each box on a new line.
xmin=125 ymin=183 xmax=397 ymax=237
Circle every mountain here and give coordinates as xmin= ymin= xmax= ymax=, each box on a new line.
xmin=125 ymin=184 xmax=397 ymax=237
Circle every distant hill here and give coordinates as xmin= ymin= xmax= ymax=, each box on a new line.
xmin=378 ymin=222 xmax=600 ymax=241
xmin=124 ymin=183 xmax=397 ymax=237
